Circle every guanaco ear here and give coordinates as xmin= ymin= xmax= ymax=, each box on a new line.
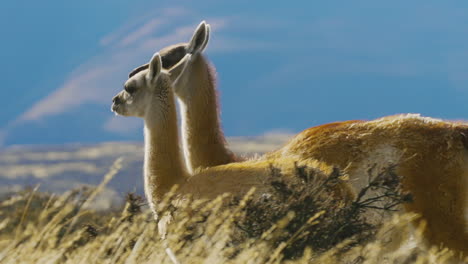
xmin=169 ymin=53 xmax=192 ymax=85
xmin=187 ymin=21 xmax=209 ymax=54
xmin=199 ymin=23 xmax=210 ymax=52
xmin=147 ymin=53 xmax=162 ymax=83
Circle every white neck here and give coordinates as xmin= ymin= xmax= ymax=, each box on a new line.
xmin=143 ymin=88 xmax=188 ymax=213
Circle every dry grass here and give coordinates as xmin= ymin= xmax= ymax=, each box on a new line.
xmin=0 ymin=158 xmax=464 ymax=264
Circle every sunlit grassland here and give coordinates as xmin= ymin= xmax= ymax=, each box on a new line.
xmin=0 ymin=157 xmax=464 ymax=264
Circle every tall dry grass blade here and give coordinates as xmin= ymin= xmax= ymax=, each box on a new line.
xmin=0 ymin=218 xmax=9 ymax=232
xmin=64 ymin=157 xmax=123 ymax=236
xmin=15 ymin=184 xmax=40 ymax=239
xmin=38 ymin=193 xmax=56 ymax=222
xmin=165 ymin=247 xmax=180 ymax=264
xmin=124 ymin=228 xmax=147 ymax=264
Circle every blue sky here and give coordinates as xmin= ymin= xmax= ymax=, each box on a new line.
xmin=2 ymin=1 xmax=468 ymax=145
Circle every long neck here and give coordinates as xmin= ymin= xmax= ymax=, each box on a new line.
xmin=177 ymin=55 xmax=239 ymax=172
xmin=143 ymin=87 xmax=188 ymax=212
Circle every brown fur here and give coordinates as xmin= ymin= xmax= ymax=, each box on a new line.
xmin=176 ymin=55 xmax=239 ymax=172
xmin=266 ymin=114 xmax=468 ymax=254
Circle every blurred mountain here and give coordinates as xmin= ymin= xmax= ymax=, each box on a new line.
xmin=0 ymin=133 xmax=291 ymax=208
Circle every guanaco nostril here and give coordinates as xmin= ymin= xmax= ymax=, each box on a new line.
xmin=112 ymin=96 xmax=121 ymax=104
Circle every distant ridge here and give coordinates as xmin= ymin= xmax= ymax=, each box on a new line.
xmin=0 ymin=134 xmax=291 ymax=208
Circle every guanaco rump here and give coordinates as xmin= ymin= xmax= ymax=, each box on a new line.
xmin=128 ymin=22 xmax=468 ymax=255
xmin=111 ymin=51 xmax=352 ymax=217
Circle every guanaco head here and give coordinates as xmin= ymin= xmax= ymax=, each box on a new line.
xmin=111 ymin=53 xmax=169 ymax=118
xmin=127 ymin=21 xmax=211 ymax=89
xmin=112 ymin=50 xmax=193 ymax=118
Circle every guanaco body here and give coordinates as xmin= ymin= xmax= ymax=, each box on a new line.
xmin=128 ymin=22 xmax=468 ymax=255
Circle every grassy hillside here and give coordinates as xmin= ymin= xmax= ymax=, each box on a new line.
xmin=0 ymin=158 xmax=462 ymax=264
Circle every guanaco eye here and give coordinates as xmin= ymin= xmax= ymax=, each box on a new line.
xmin=125 ymin=85 xmax=137 ymax=94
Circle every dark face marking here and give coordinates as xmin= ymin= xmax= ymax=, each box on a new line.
xmin=124 ymin=84 xmax=137 ymax=94
xmin=128 ymin=65 xmax=149 ymax=78
xmin=160 ymin=44 xmax=187 ymax=69
xmin=128 ymin=44 xmax=188 ymax=78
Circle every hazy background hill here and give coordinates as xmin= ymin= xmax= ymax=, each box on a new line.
xmin=0 ymin=134 xmax=291 ymax=208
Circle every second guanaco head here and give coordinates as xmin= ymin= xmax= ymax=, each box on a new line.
xmin=127 ymin=21 xmax=211 ymax=95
